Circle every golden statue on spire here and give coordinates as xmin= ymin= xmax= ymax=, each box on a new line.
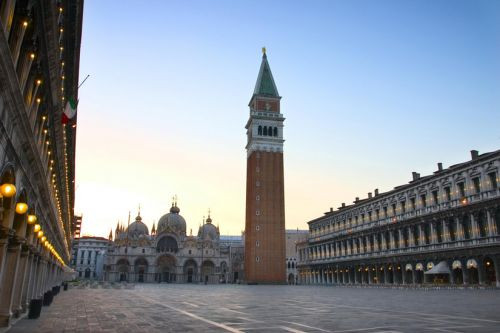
xmin=262 ymin=46 xmax=266 ymax=55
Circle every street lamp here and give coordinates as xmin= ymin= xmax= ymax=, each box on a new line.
xmin=15 ymin=202 xmax=28 ymax=214
xmin=0 ymin=183 xmax=16 ymax=197
xmin=27 ymin=214 xmax=37 ymax=224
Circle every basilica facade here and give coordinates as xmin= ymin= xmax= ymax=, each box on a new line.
xmin=104 ymin=203 xmax=243 ymax=284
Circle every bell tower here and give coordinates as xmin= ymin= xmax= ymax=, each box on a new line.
xmin=244 ymin=49 xmax=286 ymax=284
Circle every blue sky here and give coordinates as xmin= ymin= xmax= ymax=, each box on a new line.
xmin=76 ymin=0 xmax=500 ymax=237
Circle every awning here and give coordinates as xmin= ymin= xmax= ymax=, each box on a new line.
xmin=424 ymin=261 xmax=451 ymax=275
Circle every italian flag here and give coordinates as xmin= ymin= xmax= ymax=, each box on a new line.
xmin=62 ymin=98 xmax=77 ymax=124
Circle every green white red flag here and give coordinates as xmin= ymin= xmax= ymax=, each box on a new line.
xmin=62 ymin=98 xmax=77 ymax=124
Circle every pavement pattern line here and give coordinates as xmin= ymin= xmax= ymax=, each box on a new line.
xmin=136 ymin=294 xmax=244 ymax=333
xmin=279 ymin=326 xmax=307 ymax=333
xmin=280 ymin=320 xmax=331 ymax=332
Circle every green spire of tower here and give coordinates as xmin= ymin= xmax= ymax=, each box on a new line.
xmin=253 ymin=48 xmax=279 ymax=97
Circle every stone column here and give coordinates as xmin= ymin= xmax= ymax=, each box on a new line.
xmin=408 ymin=227 xmax=415 ymax=247
xmin=0 ymin=241 xmax=21 ymax=326
xmin=0 ymin=0 xmax=17 ymax=38
xmin=398 ymin=229 xmax=404 ymax=248
xmin=389 ymin=231 xmax=395 ymax=250
xmin=477 ymin=261 xmax=485 ymax=285
xmin=456 ymin=217 xmax=464 ymax=240
xmin=430 ymin=223 xmax=437 ymax=244
xmin=449 ymin=262 xmax=455 ymax=284
xmin=35 ymin=258 xmax=47 ymax=299
xmin=384 ymin=266 xmax=389 ymax=284
xmin=419 ymin=225 xmax=425 ymax=245
xmin=0 ymin=233 xmax=9 ymax=289
xmin=470 ymin=213 xmax=479 ymax=239
xmin=375 ymin=266 xmax=381 ymax=284
xmin=443 ymin=220 xmax=450 ymax=242
xmin=11 ymin=246 xmax=29 ymax=317
xmin=462 ymin=264 xmax=469 ymax=285
xmin=486 ymin=209 xmax=497 ymax=236
xmin=21 ymin=252 xmax=34 ymax=312
xmin=494 ymin=257 xmax=500 ymax=288
xmin=27 ymin=255 xmax=39 ymax=302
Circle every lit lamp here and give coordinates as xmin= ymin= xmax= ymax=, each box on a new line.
xmin=27 ymin=214 xmax=37 ymax=224
xmin=0 ymin=183 xmax=16 ymax=197
xmin=37 ymin=230 xmax=44 ymax=238
xmin=15 ymin=202 xmax=28 ymax=214
xmin=33 ymin=224 xmax=41 ymax=233
xmin=41 ymin=236 xmax=46 ymax=242
xmin=44 ymin=240 xmax=49 ymax=247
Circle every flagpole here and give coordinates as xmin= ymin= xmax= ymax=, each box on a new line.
xmin=78 ymin=74 xmax=90 ymax=89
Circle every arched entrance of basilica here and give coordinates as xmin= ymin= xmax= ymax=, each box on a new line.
xmin=202 ymin=260 xmax=215 ymax=284
xmin=135 ymin=257 xmax=148 ymax=283
xmin=116 ymin=258 xmax=130 ymax=282
xmin=183 ymin=259 xmax=198 ymax=283
xmin=157 ymin=255 xmax=176 ymax=283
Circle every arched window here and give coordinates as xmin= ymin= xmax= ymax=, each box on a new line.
xmin=263 ymin=126 xmax=267 ymax=136
xmin=292 ymin=262 xmax=295 ymax=269
xmin=288 ymin=262 xmax=291 ymax=269
xmin=258 ymin=126 xmax=262 ymax=135
xmin=273 ymin=127 xmax=278 ymax=137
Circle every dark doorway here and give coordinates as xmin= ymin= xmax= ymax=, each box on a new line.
xmin=138 ymin=269 xmax=144 ymax=282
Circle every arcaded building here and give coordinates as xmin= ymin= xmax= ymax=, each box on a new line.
xmin=298 ymin=150 xmax=500 ymax=287
xmin=244 ymin=50 xmax=286 ymax=284
xmin=104 ymin=203 xmax=244 ymax=284
xmin=0 ymin=0 xmax=83 ymax=326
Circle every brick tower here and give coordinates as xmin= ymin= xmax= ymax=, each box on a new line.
xmin=244 ymin=49 xmax=286 ymax=284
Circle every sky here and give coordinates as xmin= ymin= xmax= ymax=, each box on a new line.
xmin=75 ymin=0 xmax=500 ymax=238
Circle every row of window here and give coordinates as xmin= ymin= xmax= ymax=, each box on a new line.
xmin=303 ymin=210 xmax=500 ymax=261
xmin=311 ymin=172 xmax=498 ymax=236
xmin=257 ymin=126 xmax=278 ymax=137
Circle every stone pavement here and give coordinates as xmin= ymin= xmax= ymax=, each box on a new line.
xmin=8 ymin=284 xmax=500 ymax=333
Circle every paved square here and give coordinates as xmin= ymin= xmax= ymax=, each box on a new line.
xmin=9 ymin=285 xmax=500 ymax=333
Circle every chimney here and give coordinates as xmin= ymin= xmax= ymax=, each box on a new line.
xmin=355 ymin=197 xmax=359 ymax=203
xmin=437 ymin=162 xmax=443 ymax=171
xmin=342 ymin=203 xmax=346 ymax=208
xmin=471 ymin=150 xmax=479 ymax=160
xmin=368 ymin=192 xmax=372 ymax=199
xmin=412 ymin=172 xmax=420 ymax=181
xmin=330 ymin=207 xmax=333 ymax=212
xmin=374 ymin=189 xmax=379 ymax=196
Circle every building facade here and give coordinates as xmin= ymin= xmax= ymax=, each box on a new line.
xmin=0 ymin=0 xmax=82 ymax=326
xmin=286 ymin=229 xmax=308 ymax=284
xmin=244 ymin=49 xmax=286 ymax=284
xmin=105 ymin=204 xmax=244 ymax=284
xmin=298 ymin=150 xmax=500 ymax=287
xmin=70 ymin=236 xmax=110 ymax=280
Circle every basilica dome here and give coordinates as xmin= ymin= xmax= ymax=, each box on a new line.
xmin=157 ymin=204 xmax=186 ymax=234
xmin=198 ymin=215 xmax=219 ymax=241
xmin=127 ymin=214 xmax=149 ymax=237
